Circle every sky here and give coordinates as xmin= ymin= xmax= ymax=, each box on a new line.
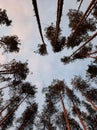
xmin=0 ymin=0 xmax=93 ymax=129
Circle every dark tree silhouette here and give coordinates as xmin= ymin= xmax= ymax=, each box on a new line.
xmin=45 ymin=23 xmax=66 ymax=52
xmin=32 ymin=0 xmax=47 ymax=55
xmin=17 ymin=103 xmax=38 ymax=130
xmin=0 ymin=35 xmax=21 ymax=53
xmin=0 ymin=9 xmax=12 ymax=26
xmin=43 ymin=80 xmax=71 ymax=130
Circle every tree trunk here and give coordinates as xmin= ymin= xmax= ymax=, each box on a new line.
xmin=71 ymin=0 xmax=96 ymax=38
xmin=84 ymin=0 xmax=97 ymax=21
xmin=48 ymin=117 xmax=51 ymax=130
xmin=77 ymin=0 xmax=83 ymax=12
xmin=55 ymin=0 xmax=64 ymax=43
xmin=32 ymin=0 xmax=45 ymax=44
xmin=79 ymin=88 xmax=97 ymax=111
xmin=71 ymin=31 xmax=97 ymax=57
xmin=60 ymin=94 xmax=71 ymax=130
xmin=0 ymin=95 xmax=20 ymax=115
xmin=0 ymin=95 xmax=28 ymax=126
xmin=72 ymin=100 xmax=87 ymax=130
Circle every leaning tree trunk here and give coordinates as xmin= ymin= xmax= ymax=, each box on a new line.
xmin=32 ymin=0 xmax=45 ymax=44
xmin=71 ymin=31 xmax=97 ymax=57
xmin=72 ymin=100 xmax=87 ymax=130
xmin=0 ymin=95 xmax=21 ymax=115
xmin=71 ymin=0 xmax=96 ymax=38
xmin=78 ymin=88 xmax=97 ymax=111
xmin=77 ymin=0 xmax=83 ymax=12
xmin=0 ymin=95 xmax=28 ymax=126
xmin=84 ymin=0 xmax=97 ymax=21
xmin=60 ymin=94 xmax=71 ymax=130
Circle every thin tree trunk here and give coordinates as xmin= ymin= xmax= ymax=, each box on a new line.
xmin=74 ymin=50 xmax=97 ymax=59
xmin=71 ymin=0 xmax=96 ymax=38
xmin=84 ymin=0 xmax=97 ymax=21
xmin=60 ymin=94 xmax=71 ymax=130
xmin=77 ymin=0 xmax=83 ymax=12
xmin=78 ymin=88 xmax=97 ymax=111
xmin=0 ymin=70 xmax=13 ymax=75
xmin=48 ymin=117 xmax=51 ymax=130
xmin=55 ymin=0 xmax=64 ymax=43
xmin=87 ymin=50 xmax=97 ymax=56
xmin=0 ymin=95 xmax=20 ymax=115
xmin=0 ymin=95 xmax=28 ymax=126
xmin=71 ymin=32 xmax=97 ymax=57
xmin=32 ymin=0 xmax=45 ymax=44
xmin=72 ymin=100 xmax=87 ymax=130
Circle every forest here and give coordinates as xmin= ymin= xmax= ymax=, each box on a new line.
xmin=0 ymin=0 xmax=97 ymax=129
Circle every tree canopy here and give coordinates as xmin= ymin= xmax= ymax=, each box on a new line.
xmin=0 ymin=0 xmax=97 ymax=129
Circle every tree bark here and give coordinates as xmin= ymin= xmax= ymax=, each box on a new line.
xmin=78 ymin=88 xmax=97 ymax=111
xmin=71 ymin=0 xmax=96 ymax=38
xmin=72 ymin=100 xmax=87 ymax=130
xmin=71 ymin=31 xmax=97 ymax=57
xmin=77 ymin=0 xmax=83 ymax=12
xmin=60 ymin=94 xmax=71 ymax=130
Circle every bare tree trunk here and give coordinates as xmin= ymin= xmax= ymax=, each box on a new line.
xmin=55 ymin=0 xmax=64 ymax=43
xmin=72 ymin=101 xmax=87 ymax=130
xmin=60 ymin=94 xmax=71 ymax=130
xmin=32 ymin=0 xmax=45 ymax=44
xmin=77 ymin=0 xmax=83 ymax=12
xmin=84 ymin=0 xmax=97 ymax=21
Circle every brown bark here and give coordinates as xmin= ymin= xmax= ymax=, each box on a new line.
xmin=78 ymin=88 xmax=97 ymax=111
xmin=60 ymin=94 xmax=71 ymax=130
xmin=71 ymin=0 xmax=96 ymax=38
xmin=71 ymin=31 xmax=97 ymax=57
xmin=72 ymin=101 xmax=87 ymax=130
xmin=84 ymin=0 xmax=97 ymax=21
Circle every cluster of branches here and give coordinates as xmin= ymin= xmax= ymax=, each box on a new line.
xmin=36 ymin=78 xmax=97 ymax=130
xmin=0 ymin=9 xmax=38 ymax=130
